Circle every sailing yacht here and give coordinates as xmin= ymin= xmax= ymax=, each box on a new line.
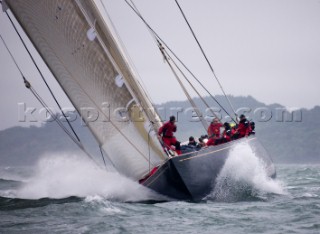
xmin=1 ymin=0 xmax=275 ymax=201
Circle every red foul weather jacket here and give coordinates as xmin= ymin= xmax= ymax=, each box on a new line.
xmin=207 ymin=122 xmax=223 ymax=137
xmin=158 ymin=121 xmax=177 ymax=138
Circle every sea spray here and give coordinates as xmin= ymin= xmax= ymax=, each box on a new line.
xmin=0 ymin=166 xmax=33 ymax=183
xmin=210 ymin=141 xmax=285 ymax=201
xmin=14 ymin=153 xmax=163 ymax=202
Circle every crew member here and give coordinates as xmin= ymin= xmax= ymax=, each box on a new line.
xmin=188 ymin=136 xmax=197 ymax=147
xmin=197 ymin=135 xmax=208 ymax=147
xmin=206 ymin=118 xmax=223 ymax=146
xmin=221 ymin=122 xmax=234 ymax=142
xmin=207 ymin=118 xmax=223 ymax=138
xmin=235 ymin=114 xmax=251 ymax=138
xmin=158 ymin=115 xmax=181 ymax=155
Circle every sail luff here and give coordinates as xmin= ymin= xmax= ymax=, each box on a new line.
xmin=84 ymin=0 xmax=163 ymax=131
xmin=73 ymin=1 xmax=155 ymax=157
xmin=80 ymin=0 xmax=166 ymax=160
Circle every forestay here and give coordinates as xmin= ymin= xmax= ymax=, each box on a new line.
xmin=4 ymin=0 xmax=166 ymax=180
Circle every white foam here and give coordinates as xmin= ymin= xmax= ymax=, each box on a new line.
xmin=212 ymin=141 xmax=286 ymax=201
xmin=14 ymin=153 xmax=162 ymax=202
xmin=84 ymin=195 xmax=125 ymax=214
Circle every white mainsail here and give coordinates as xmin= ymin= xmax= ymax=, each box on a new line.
xmin=4 ymin=0 xmax=166 ymax=180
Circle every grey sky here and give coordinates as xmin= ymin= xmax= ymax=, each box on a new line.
xmin=1 ymin=0 xmax=320 ymax=130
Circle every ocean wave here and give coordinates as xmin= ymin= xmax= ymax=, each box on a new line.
xmin=0 ymin=196 xmax=82 ymax=211
xmin=0 ymin=178 xmax=21 ymax=183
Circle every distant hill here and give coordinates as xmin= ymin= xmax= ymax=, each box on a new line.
xmin=158 ymin=95 xmax=320 ymax=163
xmin=0 ymin=95 xmax=319 ymax=166
xmin=0 ymin=121 xmax=100 ymax=166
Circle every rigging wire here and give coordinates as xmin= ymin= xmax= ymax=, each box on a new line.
xmin=147 ymin=124 xmax=153 ymax=174
xmin=0 ymin=34 xmax=99 ymax=166
xmin=4 ymin=10 xmax=82 ymax=142
xmin=99 ymin=146 xmax=108 ymax=169
xmin=158 ymin=42 xmax=208 ymax=131
xmin=126 ymin=0 xmax=216 ymax=126
xmin=174 ymin=0 xmax=238 ymax=121
xmin=123 ymin=0 xmax=237 ymax=123
xmin=158 ymin=40 xmax=220 ymax=121
xmin=124 ymin=0 xmax=208 ymax=126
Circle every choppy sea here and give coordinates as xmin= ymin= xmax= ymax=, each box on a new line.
xmin=0 ymin=144 xmax=319 ymax=234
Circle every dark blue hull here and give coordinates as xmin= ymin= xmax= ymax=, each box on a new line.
xmin=142 ymin=136 xmax=276 ymax=201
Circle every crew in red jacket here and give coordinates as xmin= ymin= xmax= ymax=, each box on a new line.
xmin=236 ymin=114 xmax=252 ymax=138
xmin=206 ymin=118 xmax=223 ymax=146
xmin=207 ymin=122 xmax=235 ymax=146
xmin=158 ymin=115 xmax=181 ymax=155
xmin=207 ymin=118 xmax=223 ymax=138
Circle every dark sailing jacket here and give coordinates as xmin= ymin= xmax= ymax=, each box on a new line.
xmin=237 ymin=119 xmax=252 ymax=137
